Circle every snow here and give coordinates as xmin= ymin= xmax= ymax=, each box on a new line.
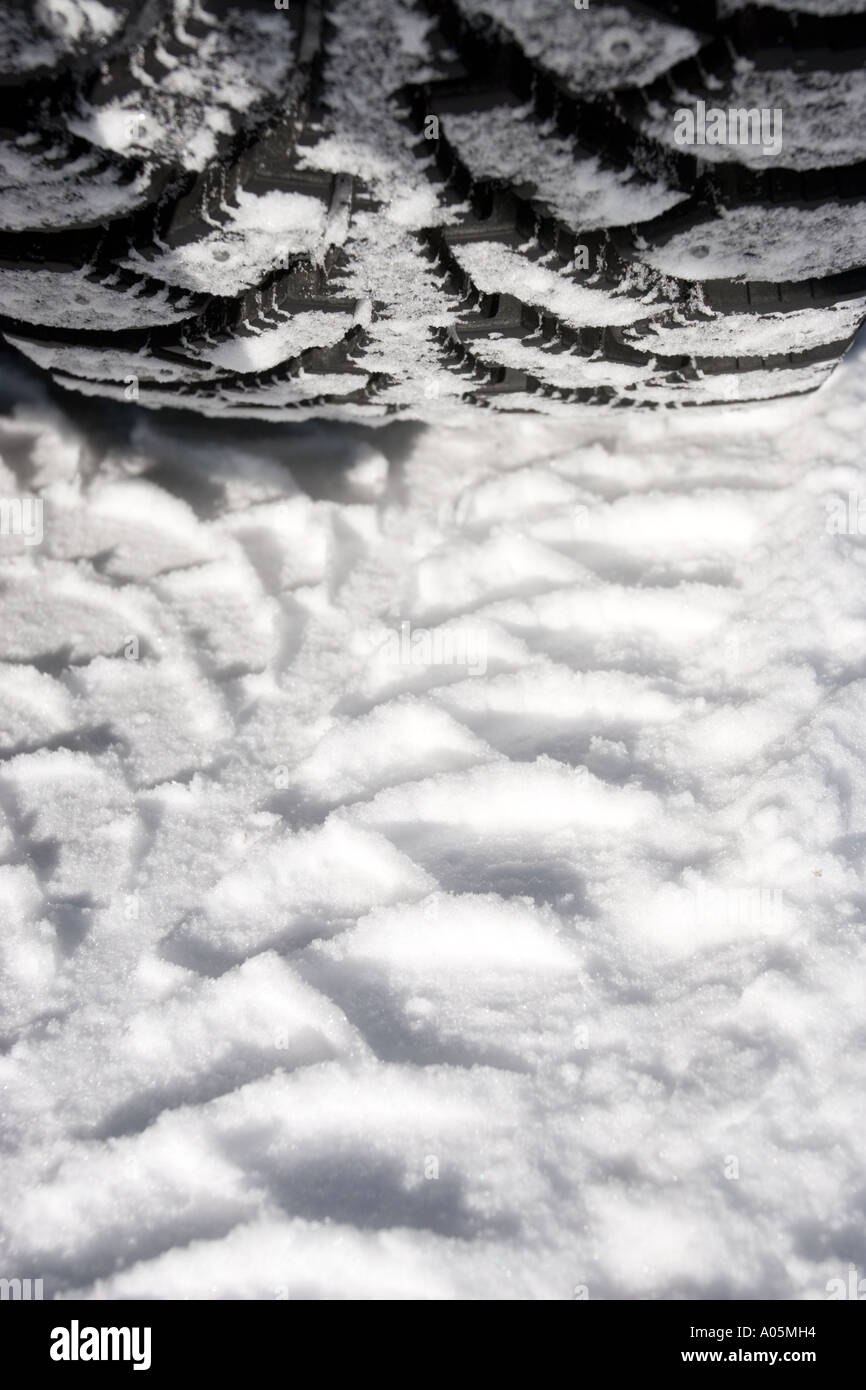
xmin=122 ymin=191 xmax=331 ymax=298
xmin=185 ymin=311 xmax=353 ymax=375
xmin=469 ymin=335 xmax=656 ymax=391
xmin=644 ymin=66 xmax=866 ymax=173
xmin=0 ymin=136 xmax=155 ymax=231
xmin=457 ymin=0 xmax=703 ymax=95
xmin=40 ymin=1 xmax=119 ymax=43
xmin=638 ymin=201 xmax=866 ymax=283
xmin=0 ymin=267 xmax=200 ymax=332
xmin=624 ymin=297 xmax=866 ymax=359
xmin=451 ymin=241 xmax=654 ymax=327
xmin=3 ymin=334 xmax=222 ymax=386
xmin=638 ymin=362 xmax=835 ymax=406
xmin=66 ymin=3 xmax=292 ymax=173
xmin=1 ymin=320 xmax=866 ymax=1300
xmin=298 ymin=0 xmax=445 ymax=214
xmin=0 ymin=1 xmax=122 ymax=74
xmin=721 ymin=0 xmax=866 ymax=11
xmin=442 ymin=104 xmax=686 ymax=232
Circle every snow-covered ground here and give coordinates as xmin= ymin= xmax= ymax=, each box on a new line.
xmin=1 ymin=344 xmax=865 ymax=1301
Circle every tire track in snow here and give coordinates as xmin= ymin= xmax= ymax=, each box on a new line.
xmin=0 ymin=355 xmax=865 ymax=1298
